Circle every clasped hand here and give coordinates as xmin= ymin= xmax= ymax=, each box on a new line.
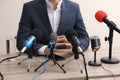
xmin=44 ymin=35 xmax=72 ymax=54
xmin=54 ymin=35 xmax=72 ymax=53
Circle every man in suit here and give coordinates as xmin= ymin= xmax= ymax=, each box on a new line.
xmin=16 ymin=0 xmax=89 ymax=55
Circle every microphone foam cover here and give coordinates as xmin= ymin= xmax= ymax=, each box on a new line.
xmin=49 ymin=33 xmax=57 ymax=42
xmin=30 ymin=28 xmax=42 ymax=41
xmin=65 ymin=29 xmax=78 ymax=42
xmin=95 ymin=10 xmax=107 ymax=22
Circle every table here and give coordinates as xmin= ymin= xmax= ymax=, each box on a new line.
xmin=0 ymin=47 xmax=120 ymax=80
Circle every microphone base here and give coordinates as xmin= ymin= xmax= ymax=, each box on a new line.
xmin=101 ymin=57 xmax=119 ymax=64
xmin=88 ymin=61 xmax=101 ymax=66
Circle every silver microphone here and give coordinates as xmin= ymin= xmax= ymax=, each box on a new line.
xmin=90 ymin=36 xmax=101 ymax=51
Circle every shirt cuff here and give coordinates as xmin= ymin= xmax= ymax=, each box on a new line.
xmin=38 ymin=45 xmax=47 ymax=55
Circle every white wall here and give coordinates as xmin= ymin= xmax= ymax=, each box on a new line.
xmin=73 ymin=0 xmax=120 ymax=51
xmin=0 ymin=0 xmax=31 ymax=53
xmin=0 ymin=0 xmax=120 ymax=54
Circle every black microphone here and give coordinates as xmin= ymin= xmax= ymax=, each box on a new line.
xmin=65 ymin=29 xmax=89 ymax=80
xmin=95 ymin=10 xmax=120 ymax=34
xmin=21 ymin=28 xmax=42 ymax=53
xmin=65 ymin=29 xmax=83 ymax=53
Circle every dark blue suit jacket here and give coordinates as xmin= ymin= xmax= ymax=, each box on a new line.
xmin=17 ymin=0 xmax=89 ymax=55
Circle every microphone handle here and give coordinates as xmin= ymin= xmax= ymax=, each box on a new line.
xmin=103 ymin=18 xmax=120 ymax=34
xmin=78 ymin=46 xmax=83 ymax=53
xmin=21 ymin=47 xmax=27 ymax=53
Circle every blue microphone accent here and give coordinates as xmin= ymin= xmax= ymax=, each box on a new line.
xmin=49 ymin=42 xmax=54 ymax=49
xmin=24 ymin=36 xmax=36 ymax=49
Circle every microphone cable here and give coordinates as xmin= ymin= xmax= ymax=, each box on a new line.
xmin=80 ymin=52 xmax=89 ymax=80
xmin=32 ymin=49 xmax=50 ymax=80
xmin=0 ymin=52 xmax=22 ymax=80
xmin=100 ymin=65 xmax=115 ymax=80
xmin=0 ymin=72 xmax=3 ymax=80
xmin=0 ymin=53 xmax=22 ymax=64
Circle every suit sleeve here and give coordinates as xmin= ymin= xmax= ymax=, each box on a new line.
xmin=74 ymin=5 xmax=89 ymax=52
xmin=16 ymin=4 xmax=43 ymax=55
xmin=17 ymin=4 xmax=31 ymax=52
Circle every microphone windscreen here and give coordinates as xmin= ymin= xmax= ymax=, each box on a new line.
xmin=49 ymin=33 xmax=57 ymax=42
xmin=65 ymin=29 xmax=78 ymax=42
xmin=90 ymin=36 xmax=101 ymax=51
xmin=30 ymin=28 xmax=42 ymax=41
xmin=95 ymin=10 xmax=107 ymax=22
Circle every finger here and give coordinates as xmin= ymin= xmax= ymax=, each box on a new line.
xmin=57 ymin=37 xmax=68 ymax=43
xmin=54 ymin=48 xmax=72 ymax=53
xmin=57 ymin=35 xmax=65 ymax=38
xmin=55 ymin=42 xmax=65 ymax=47
xmin=55 ymin=43 xmax=72 ymax=51
xmin=55 ymin=43 xmax=69 ymax=48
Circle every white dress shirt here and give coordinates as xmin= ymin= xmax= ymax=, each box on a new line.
xmin=38 ymin=0 xmax=63 ymax=55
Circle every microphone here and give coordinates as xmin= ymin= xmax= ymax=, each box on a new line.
xmin=65 ymin=29 xmax=83 ymax=53
xmin=48 ymin=33 xmax=57 ymax=49
xmin=21 ymin=28 xmax=42 ymax=53
xmin=64 ymin=29 xmax=89 ymax=80
xmin=88 ymin=36 xmax=101 ymax=66
xmin=95 ymin=10 xmax=120 ymax=34
xmin=48 ymin=33 xmax=65 ymax=61
xmin=95 ymin=10 xmax=120 ymax=64
xmin=34 ymin=32 xmax=66 ymax=73
xmin=91 ymin=36 xmax=101 ymax=51
xmin=0 ymin=28 xmax=42 ymax=64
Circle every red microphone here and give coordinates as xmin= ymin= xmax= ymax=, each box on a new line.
xmin=95 ymin=10 xmax=107 ymax=22
xmin=95 ymin=10 xmax=120 ymax=34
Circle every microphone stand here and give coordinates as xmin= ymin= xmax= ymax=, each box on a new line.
xmin=88 ymin=50 xmax=101 ymax=66
xmin=62 ymin=47 xmax=83 ymax=73
xmin=62 ymin=47 xmax=89 ymax=80
xmin=18 ymin=48 xmax=38 ymax=72
xmin=34 ymin=46 xmax=66 ymax=73
xmin=101 ymin=28 xmax=119 ymax=64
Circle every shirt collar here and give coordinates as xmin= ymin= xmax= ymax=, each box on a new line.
xmin=45 ymin=0 xmax=63 ymax=10
xmin=57 ymin=0 xmax=63 ymax=9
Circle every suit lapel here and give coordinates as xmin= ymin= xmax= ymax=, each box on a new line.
xmin=37 ymin=0 xmax=70 ymax=34
xmin=38 ymin=0 xmax=52 ymax=33
xmin=57 ymin=0 xmax=69 ymax=35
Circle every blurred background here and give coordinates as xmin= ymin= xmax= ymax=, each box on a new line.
xmin=0 ymin=0 xmax=120 ymax=54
